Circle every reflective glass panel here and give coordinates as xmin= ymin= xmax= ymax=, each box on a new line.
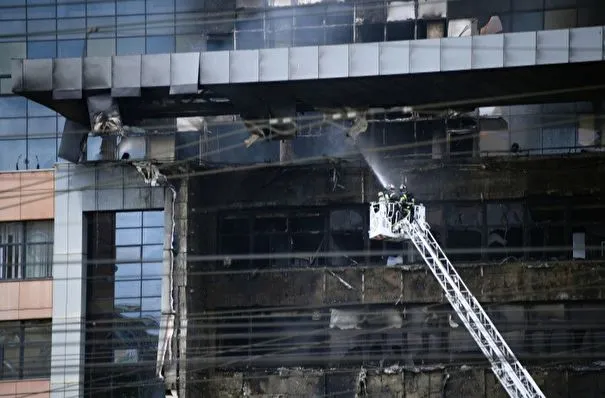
xmin=0 ymin=97 xmax=27 ymax=118
xmin=27 ymin=116 xmax=56 ymax=138
xmin=0 ymin=140 xmax=26 ymax=171
xmin=146 ymin=35 xmax=174 ymax=53
xmin=117 ymin=37 xmax=146 ymax=55
xmin=28 ymin=138 xmax=57 ymax=169
xmin=0 ymin=118 xmax=26 ymax=139
xmin=116 ymin=211 xmax=143 ymax=228
xmin=57 ymin=39 xmax=85 ymax=57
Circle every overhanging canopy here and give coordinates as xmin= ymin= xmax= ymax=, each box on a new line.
xmin=12 ymin=26 xmax=605 ymax=125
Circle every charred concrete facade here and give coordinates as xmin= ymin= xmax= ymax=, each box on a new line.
xmin=185 ymin=156 xmax=605 ymax=397
xmin=6 ymin=0 xmax=605 ymax=397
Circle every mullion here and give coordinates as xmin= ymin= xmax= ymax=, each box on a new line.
xmin=21 ymin=222 xmax=26 ymax=279
xmin=18 ymin=322 xmax=24 ymax=379
xmin=139 ymin=214 xmax=144 ymax=315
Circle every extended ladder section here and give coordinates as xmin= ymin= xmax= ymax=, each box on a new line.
xmin=369 ymin=202 xmax=546 ymax=398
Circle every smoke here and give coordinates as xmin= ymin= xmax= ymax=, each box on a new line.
xmin=354 ymin=124 xmax=399 ymax=189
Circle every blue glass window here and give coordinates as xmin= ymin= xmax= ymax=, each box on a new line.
xmin=175 ymin=34 xmax=204 ymax=52
xmin=0 ymin=139 xmax=26 ymax=171
xmin=87 ymin=0 xmax=116 ymax=17
xmin=142 ymin=245 xmax=162 ymax=262
xmin=0 ymin=6 xmax=25 ymax=20
xmin=142 ymin=279 xmax=162 ymax=297
xmin=27 ymin=40 xmax=57 ymax=59
xmin=28 ymin=138 xmax=57 ymax=169
xmin=117 ymin=15 xmax=145 ymax=37
xmin=176 ymin=0 xmax=202 ymax=13
xmin=143 ymin=211 xmax=164 ymax=227
xmin=57 ymin=2 xmax=85 ymax=18
xmin=0 ymin=97 xmax=27 ymax=118
xmin=0 ymin=118 xmax=26 ymax=139
xmin=146 ymin=14 xmax=175 ymax=36
xmin=86 ymin=38 xmax=116 ymax=56
xmin=117 ymin=0 xmax=145 ymax=15
xmin=146 ymin=35 xmax=174 ymax=54
xmin=115 ymin=280 xmax=141 ymax=298
xmin=116 ymin=212 xmax=143 ymax=228
xmin=27 ymin=19 xmax=56 ymax=41
xmin=57 ymin=18 xmax=85 ymax=40
xmin=143 ymin=228 xmax=163 ymax=245
xmin=87 ymin=16 xmax=116 ymax=38
xmin=147 ymin=0 xmax=174 ymax=14
xmin=57 ymin=39 xmax=85 ymax=57
xmin=26 ymin=4 xmax=56 ymax=19
xmin=143 ymin=262 xmax=162 ymax=278
xmin=117 ymin=37 xmax=145 ymax=55
xmin=28 ymin=116 xmax=57 ymax=138
xmin=0 ymin=21 xmax=27 ymax=43
xmin=27 ymin=100 xmax=55 ymax=117
xmin=175 ymin=12 xmax=203 ymax=35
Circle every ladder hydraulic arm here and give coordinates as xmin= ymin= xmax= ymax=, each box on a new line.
xmin=369 ymin=202 xmax=546 ymax=398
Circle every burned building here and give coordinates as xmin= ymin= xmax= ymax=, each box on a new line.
xmin=3 ymin=0 xmax=605 ymax=397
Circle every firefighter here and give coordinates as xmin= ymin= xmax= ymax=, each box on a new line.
xmin=387 ymin=184 xmax=398 ymax=201
xmin=398 ymin=184 xmax=410 ymax=220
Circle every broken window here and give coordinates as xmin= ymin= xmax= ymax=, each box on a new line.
xmin=213 ymin=309 xmax=329 ymax=367
xmin=525 ymin=304 xmax=568 ymax=356
xmin=527 ymin=202 xmax=568 ymax=260
xmin=329 ymin=208 xmax=365 ymax=267
xmin=446 ymin=203 xmax=483 ymax=262
xmin=219 ymin=216 xmax=252 ymax=268
xmin=219 ymin=209 xmax=337 ymax=269
xmin=486 ymin=202 xmax=524 ymax=260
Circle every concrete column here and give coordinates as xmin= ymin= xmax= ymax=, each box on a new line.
xmin=52 ymin=164 xmax=86 ymax=398
xmin=51 ymin=163 xmax=166 ymax=398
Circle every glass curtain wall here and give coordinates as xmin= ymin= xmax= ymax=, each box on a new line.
xmin=0 ymin=0 xmax=604 ymax=170
xmin=85 ymin=210 xmax=164 ymax=398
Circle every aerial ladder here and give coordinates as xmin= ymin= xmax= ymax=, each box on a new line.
xmin=369 ymin=200 xmax=546 ymax=398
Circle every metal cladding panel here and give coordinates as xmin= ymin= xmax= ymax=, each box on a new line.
xmin=418 ymin=0 xmax=447 ymax=19
xmin=289 ymin=46 xmax=319 ymax=80
xmin=112 ymin=55 xmax=141 ymax=97
xmin=379 ymin=41 xmax=410 ymax=75
xmin=472 ymin=35 xmax=504 ymax=69
xmin=170 ymin=52 xmax=200 ymax=95
xmin=23 ymin=59 xmax=53 ymax=92
xmin=11 ymin=59 xmax=24 ymax=93
xmin=199 ymin=51 xmax=230 ymax=84
xmin=141 ymin=53 xmax=171 ymax=87
xmin=53 ymin=58 xmax=83 ymax=99
xmin=537 ymin=29 xmax=570 ymax=65
xmin=504 ymin=32 xmax=537 ymax=67
xmin=230 ymin=50 xmax=259 ymax=83
xmin=410 ymin=38 xmax=440 ymax=73
xmin=83 ymin=56 xmax=111 ymax=90
xmin=570 ymin=26 xmax=603 ymax=63
xmin=441 ymin=36 xmax=471 ymax=71
xmin=319 ymin=44 xmax=349 ymax=79
xmin=349 ymin=43 xmax=379 ymax=77
xmin=259 ymin=48 xmax=289 ymax=82
xmin=58 ymin=120 xmax=89 ymax=163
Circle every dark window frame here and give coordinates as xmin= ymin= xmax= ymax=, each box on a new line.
xmin=0 ymin=220 xmax=53 ymax=280
xmin=0 ymin=319 xmax=51 ymax=381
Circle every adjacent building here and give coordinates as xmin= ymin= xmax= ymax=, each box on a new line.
xmin=0 ymin=170 xmax=54 ymax=397
xmin=2 ymin=0 xmax=605 ymax=397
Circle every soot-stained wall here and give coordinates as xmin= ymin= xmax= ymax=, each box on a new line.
xmin=184 ymin=156 xmax=605 ymax=397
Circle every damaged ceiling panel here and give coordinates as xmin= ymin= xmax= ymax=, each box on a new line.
xmin=387 ymin=1 xmax=415 ymax=22
xmin=418 ymin=0 xmax=447 ymax=19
